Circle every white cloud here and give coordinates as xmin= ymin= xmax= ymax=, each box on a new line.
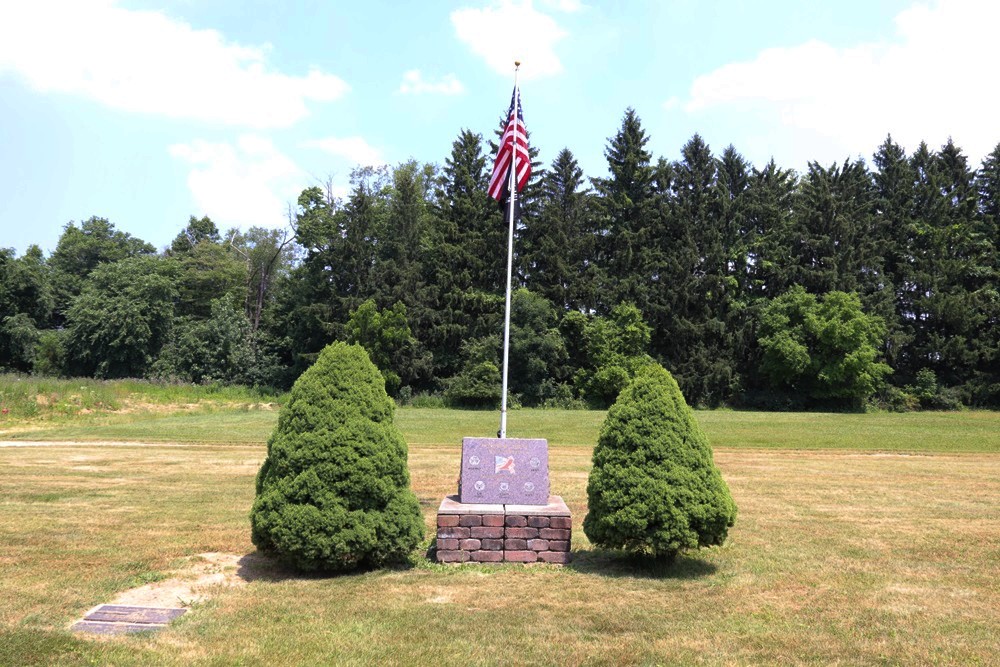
xmin=682 ymin=0 xmax=1000 ymax=165
xmin=0 ymin=0 xmax=348 ymax=128
xmin=452 ymin=1 xmax=567 ymax=80
xmin=541 ymin=0 xmax=584 ymax=12
xmin=169 ymin=136 xmax=305 ymax=228
xmin=398 ymin=69 xmax=465 ymax=95
xmin=303 ymin=137 xmax=385 ymax=167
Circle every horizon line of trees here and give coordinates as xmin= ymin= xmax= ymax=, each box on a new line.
xmin=1 ymin=108 xmax=997 ymax=410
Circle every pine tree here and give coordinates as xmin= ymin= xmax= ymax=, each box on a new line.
xmin=424 ymin=130 xmax=504 ymax=379
xmin=251 ymin=342 xmax=423 ymax=572
xmin=907 ymin=140 xmax=993 ymax=395
xmin=592 ymin=108 xmax=656 ymax=310
xmin=972 ymin=143 xmax=1000 ymax=404
xmin=584 ymin=364 xmax=736 ymax=560
xmin=743 ymin=159 xmax=797 ymax=300
xmin=659 ymin=135 xmax=738 ymax=405
xmin=523 ymin=148 xmax=598 ymax=311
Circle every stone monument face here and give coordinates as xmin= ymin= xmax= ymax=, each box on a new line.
xmin=459 ymin=437 xmax=549 ymax=505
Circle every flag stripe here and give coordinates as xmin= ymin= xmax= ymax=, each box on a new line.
xmin=489 ymin=86 xmax=531 ymax=201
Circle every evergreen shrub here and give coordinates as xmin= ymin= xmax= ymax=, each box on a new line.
xmin=584 ymin=364 xmax=737 ymax=559
xmin=250 ymin=342 xmax=423 ymax=572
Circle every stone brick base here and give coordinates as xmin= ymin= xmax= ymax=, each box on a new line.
xmin=435 ymin=495 xmax=571 ymax=564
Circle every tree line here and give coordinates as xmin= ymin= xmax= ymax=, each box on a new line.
xmin=1 ymin=109 xmax=997 ymax=410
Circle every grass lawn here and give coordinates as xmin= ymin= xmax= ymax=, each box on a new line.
xmin=1 ymin=404 xmax=999 ymax=664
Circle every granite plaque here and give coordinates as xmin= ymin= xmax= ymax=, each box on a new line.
xmin=85 ymin=605 xmax=186 ymax=624
xmin=459 ymin=437 xmax=549 ymax=505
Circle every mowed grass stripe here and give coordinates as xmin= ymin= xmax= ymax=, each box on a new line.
xmin=3 ymin=407 xmax=999 ymax=453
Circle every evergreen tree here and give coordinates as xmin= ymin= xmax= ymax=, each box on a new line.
xmin=584 ymin=364 xmax=736 ymax=560
xmin=785 ymin=159 xmax=877 ymax=297
xmin=871 ymin=136 xmax=916 ymax=375
xmin=972 ymin=144 xmax=1000 ymax=404
xmin=743 ymin=159 xmax=797 ymax=300
xmin=906 ymin=140 xmax=993 ymax=396
xmin=657 ymin=135 xmax=738 ymax=405
xmin=251 ymin=342 xmax=423 ymax=572
xmin=523 ymin=148 xmax=599 ymax=311
xmin=592 ymin=108 xmax=655 ymax=310
xmin=424 ymin=130 xmax=504 ymax=379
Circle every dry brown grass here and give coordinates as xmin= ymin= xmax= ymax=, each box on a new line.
xmin=1 ymin=440 xmax=998 ymax=666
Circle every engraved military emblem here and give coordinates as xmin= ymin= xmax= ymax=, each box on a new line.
xmin=529 ymin=456 xmax=541 ymax=470
xmin=495 ymin=455 xmax=516 ymax=474
xmin=474 ymin=480 xmax=486 ymax=492
xmin=469 ymin=455 xmax=481 ymax=468
xmin=499 ymin=482 xmax=510 ymax=493
xmin=524 ymin=482 xmax=535 ymax=493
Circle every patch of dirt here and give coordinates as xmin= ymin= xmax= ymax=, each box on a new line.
xmin=110 ymin=552 xmax=273 ymax=608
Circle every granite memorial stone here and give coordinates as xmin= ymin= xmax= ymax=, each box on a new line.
xmin=459 ymin=437 xmax=549 ymax=505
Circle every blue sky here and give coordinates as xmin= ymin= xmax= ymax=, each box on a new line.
xmin=2 ymin=0 xmax=997 ymax=255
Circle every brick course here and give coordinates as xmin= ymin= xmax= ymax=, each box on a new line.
xmin=434 ymin=496 xmax=572 ymax=565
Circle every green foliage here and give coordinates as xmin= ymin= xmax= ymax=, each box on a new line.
xmin=48 ymin=217 xmax=154 ymax=315
xmin=64 ymin=256 xmax=177 ymax=379
xmin=584 ymin=364 xmax=737 ymax=559
xmin=250 ymin=342 xmax=423 ymax=572
xmin=758 ymin=287 xmax=893 ymax=407
xmin=169 ymin=235 xmax=246 ymax=319
xmin=508 ymin=289 xmax=568 ymax=405
xmin=0 ymin=246 xmax=54 ymax=328
xmin=152 ymin=298 xmax=277 ymax=386
xmin=523 ymin=149 xmax=598 ymax=311
xmin=345 ymin=299 xmax=429 ymax=397
xmin=169 ymin=215 xmax=221 ymax=255
xmin=570 ymin=303 xmax=654 ymax=407
xmin=0 ymin=313 xmax=39 ymax=372
xmin=444 ymin=336 xmax=502 ymax=408
xmin=32 ymin=329 xmax=66 ymax=377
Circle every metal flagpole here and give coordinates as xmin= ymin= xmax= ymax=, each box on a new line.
xmin=499 ymin=61 xmax=520 ymax=439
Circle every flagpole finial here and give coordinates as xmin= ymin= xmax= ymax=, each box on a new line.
xmin=514 ymin=60 xmax=521 ymax=68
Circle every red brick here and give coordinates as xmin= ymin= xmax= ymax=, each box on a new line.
xmin=539 ymin=528 xmax=570 ymax=540
xmin=460 ymin=538 xmax=482 ymax=550
xmin=549 ymin=517 xmax=572 ymax=529
xmin=436 ymin=538 xmax=459 ymax=551
xmin=504 ymin=538 xmax=527 ymax=550
xmin=437 ymin=550 xmax=470 ymax=563
xmin=547 ymin=540 xmax=569 ymax=552
xmin=527 ymin=516 xmax=550 ymax=528
xmin=480 ymin=539 xmax=503 ymax=550
xmin=505 ymin=527 xmax=538 ymax=539
xmin=505 ymin=550 xmax=538 ymax=563
xmin=482 ymin=514 xmax=505 ymax=527
xmin=459 ymin=514 xmax=483 ymax=527
xmin=471 ymin=550 xmax=505 ymax=563
xmin=527 ymin=539 xmax=549 ymax=551
xmin=538 ymin=551 xmax=571 ymax=564
xmin=470 ymin=526 xmax=504 ymax=539
xmin=437 ymin=514 xmax=460 ymax=527
xmin=437 ymin=526 xmax=470 ymax=539
xmin=505 ymin=515 xmax=527 ymax=527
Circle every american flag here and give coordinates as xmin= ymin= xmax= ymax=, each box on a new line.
xmin=487 ymin=86 xmax=531 ymax=201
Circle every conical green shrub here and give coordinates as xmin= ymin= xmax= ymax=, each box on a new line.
xmin=583 ymin=364 xmax=736 ymax=559
xmin=250 ymin=342 xmax=423 ymax=572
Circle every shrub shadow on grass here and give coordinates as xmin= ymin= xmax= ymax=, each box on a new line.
xmin=566 ymin=548 xmax=718 ymax=580
xmin=237 ymin=550 xmax=417 ymax=583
